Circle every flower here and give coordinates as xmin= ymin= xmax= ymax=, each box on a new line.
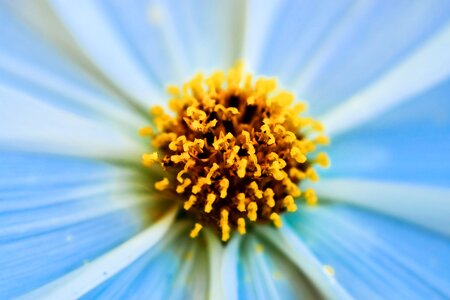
xmin=1 ymin=1 xmax=449 ymax=299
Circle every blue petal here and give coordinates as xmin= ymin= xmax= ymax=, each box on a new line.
xmin=222 ymin=231 xmax=344 ymax=300
xmin=0 ymin=151 xmax=150 ymax=298
xmin=80 ymin=222 xmax=207 ymax=300
xmin=46 ymin=0 xmax=165 ymax=105
xmin=100 ymin=0 xmax=244 ymax=81
xmin=323 ymin=77 xmax=450 ymax=187
xmin=0 ymin=4 xmax=147 ymax=126
xmin=0 ymin=85 xmax=142 ymax=158
xmin=311 ymin=179 xmax=450 ymax=236
xmin=248 ymin=0 xmax=450 ymax=116
xmin=285 ymin=204 xmax=450 ymax=299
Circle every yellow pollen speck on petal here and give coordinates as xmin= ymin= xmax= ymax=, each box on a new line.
xmin=190 ymin=223 xmax=203 ymax=238
xmin=255 ymin=244 xmax=264 ymax=253
xmin=140 ymin=63 xmax=329 ymax=241
xmin=323 ymin=265 xmax=335 ymax=277
xmin=155 ymin=178 xmax=169 ymax=191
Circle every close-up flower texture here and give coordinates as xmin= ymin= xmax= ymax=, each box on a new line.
xmin=1 ymin=1 xmax=450 ymax=299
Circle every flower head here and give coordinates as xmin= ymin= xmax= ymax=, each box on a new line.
xmin=1 ymin=1 xmax=450 ymax=299
xmin=140 ymin=64 xmax=329 ymax=241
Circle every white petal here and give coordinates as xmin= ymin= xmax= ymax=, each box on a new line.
xmin=20 ymin=208 xmax=177 ymax=300
xmin=256 ymin=227 xmax=353 ymax=300
xmin=284 ymin=204 xmax=450 ymax=299
xmin=321 ymin=21 xmax=450 ymax=136
xmin=242 ymin=0 xmax=285 ymax=71
xmin=311 ymin=178 xmax=450 ymax=236
xmin=205 ymin=230 xmax=226 ymax=300
xmin=47 ymin=0 xmax=164 ymax=105
xmin=0 ymin=152 xmax=154 ymax=297
xmin=0 ymin=85 xmax=143 ymax=159
xmin=0 ymin=5 xmax=147 ymax=129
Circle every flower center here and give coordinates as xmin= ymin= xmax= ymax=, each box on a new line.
xmin=140 ymin=64 xmax=329 ymax=241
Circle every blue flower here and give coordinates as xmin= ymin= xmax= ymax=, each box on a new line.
xmin=1 ymin=1 xmax=450 ymax=299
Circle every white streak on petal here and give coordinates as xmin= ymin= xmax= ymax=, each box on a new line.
xmin=0 ymin=51 xmax=146 ymax=129
xmin=205 ymin=230 xmax=225 ymax=300
xmin=48 ymin=0 xmax=164 ymax=104
xmin=221 ymin=235 xmax=241 ymax=300
xmin=19 ymin=208 xmax=177 ymax=300
xmin=0 ymin=85 xmax=143 ymax=159
xmin=293 ymin=1 xmax=375 ymax=91
xmin=321 ymin=22 xmax=450 ymax=137
xmin=256 ymin=227 xmax=354 ymax=300
xmin=313 ymin=178 xmax=450 ymax=236
xmin=243 ymin=0 xmax=285 ymax=71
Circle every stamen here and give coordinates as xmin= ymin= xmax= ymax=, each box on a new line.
xmin=154 ymin=178 xmax=169 ymax=191
xmin=190 ymin=223 xmax=203 ymax=238
xmin=140 ymin=64 xmax=329 ymax=241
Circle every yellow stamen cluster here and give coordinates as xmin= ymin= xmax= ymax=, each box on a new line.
xmin=141 ymin=64 xmax=329 ymax=241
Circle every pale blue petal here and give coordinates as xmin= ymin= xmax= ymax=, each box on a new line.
xmin=47 ymin=0 xmax=165 ymax=105
xmin=323 ymin=77 xmax=450 ymax=187
xmin=248 ymin=0 xmax=352 ymax=79
xmin=79 ymin=222 xmax=208 ymax=300
xmin=321 ymin=20 xmax=450 ymax=136
xmin=92 ymin=0 xmax=182 ymax=86
xmin=284 ymin=204 xmax=450 ymax=299
xmin=0 ymin=85 xmax=142 ymax=158
xmin=222 ymin=231 xmax=347 ymax=300
xmin=312 ymin=179 xmax=450 ymax=236
xmin=150 ymin=0 xmax=245 ymax=78
xmin=248 ymin=0 xmax=450 ymax=116
xmin=0 ymin=152 xmax=152 ymax=298
xmin=0 ymin=3 xmax=147 ymax=126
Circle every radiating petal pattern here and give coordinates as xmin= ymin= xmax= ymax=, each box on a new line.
xmin=0 ymin=2 xmax=150 ymax=125
xmin=47 ymin=0 xmax=165 ymax=107
xmin=221 ymin=229 xmax=347 ymax=300
xmin=1 ymin=1 xmax=449 ymax=299
xmin=0 ymin=151 xmax=157 ymax=298
xmin=323 ymin=77 xmax=450 ymax=187
xmin=22 ymin=209 xmax=177 ymax=299
xmin=246 ymin=0 xmax=450 ymax=116
xmin=77 ymin=222 xmax=208 ymax=300
xmin=0 ymin=86 xmax=143 ymax=159
xmin=284 ymin=204 xmax=450 ymax=299
xmin=311 ymin=179 xmax=450 ymax=236
xmin=321 ymin=20 xmax=450 ymax=136
xmin=150 ymin=0 xmax=246 ymax=78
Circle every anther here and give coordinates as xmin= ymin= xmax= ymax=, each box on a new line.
xmin=190 ymin=223 xmax=203 ymax=238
